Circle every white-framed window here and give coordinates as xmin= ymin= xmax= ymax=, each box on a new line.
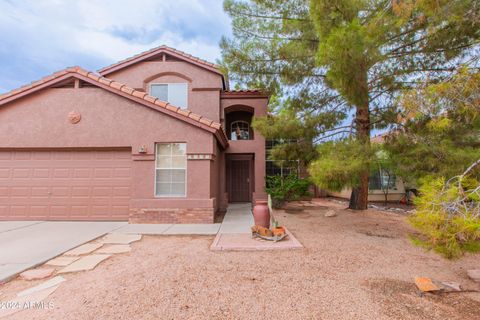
xmin=155 ymin=143 xmax=187 ymax=197
xmin=230 ymin=120 xmax=250 ymax=140
xmin=150 ymin=83 xmax=188 ymax=109
xmin=369 ymin=168 xmax=397 ymax=191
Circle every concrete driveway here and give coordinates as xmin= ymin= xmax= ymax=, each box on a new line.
xmin=0 ymin=221 xmax=126 ymax=283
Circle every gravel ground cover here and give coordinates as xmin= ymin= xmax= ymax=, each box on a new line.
xmin=1 ymin=199 xmax=479 ymax=320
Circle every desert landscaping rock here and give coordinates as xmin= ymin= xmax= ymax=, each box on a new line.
xmin=64 ymin=243 xmax=103 ymax=256
xmin=100 ymin=233 xmax=142 ymax=244
xmin=96 ymin=245 xmax=131 ymax=254
xmin=17 ymin=276 xmax=65 ymax=297
xmin=2 ymin=199 xmax=479 ymax=320
xmin=467 ymin=269 xmax=480 ymax=282
xmin=324 ymin=209 xmax=337 ymax=217
xmin=439 ymin=281 xmax=462 ymax=292
xmin=19 ymin=268 xmax=55 ymax=281
xmin=46 ymin=256 xmax=80 ymax=267
xmin=57 ymin=254 xmax=111 ymax=274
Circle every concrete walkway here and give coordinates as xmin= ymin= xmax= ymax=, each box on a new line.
xmin=114 ymin=223 xmax=221 ymax=235
xmin=0 ymin=221 xmax=126 ymax=283
xmin=218 ymin=203 xmax=254 ymax=234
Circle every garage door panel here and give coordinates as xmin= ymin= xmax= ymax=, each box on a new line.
xmin=30 ymin=206 xmax=49 ymax=215
xmin=31 ymin=152 xmax=52 ymax=160
xmin=11 ymin=206 xmax=28 ymax=216
xmin=11 ymin=187 xmax=30 ymax=197
xmin=0 ymin=168 xmax=10 ymax=178
xmin=73 ymin=168 xmax=92 ymax=178
xmin=12 ymin=168 xmax=31 ymax=178
xmin=0 ymin=187 xmax=8 ymax=196
xmin=13 ymin=152 xmax=32 ymax=160
xmin=0 ymin=149 xmax=131 ymax=221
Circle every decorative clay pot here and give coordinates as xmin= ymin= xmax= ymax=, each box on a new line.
xmin=272 ymin=226 xmax=286 ymax=237
xmin=253 ymin=200 xmax=270 ymax=228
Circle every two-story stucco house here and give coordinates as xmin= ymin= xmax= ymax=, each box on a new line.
xmin=0 ymin=46 xmax=268 ymax=223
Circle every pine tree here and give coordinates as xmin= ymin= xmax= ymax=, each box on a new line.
xmin=384 ymin=68 xmax=480 ymax=183
xmin=221 ymin=0 xmax=480 ymax=209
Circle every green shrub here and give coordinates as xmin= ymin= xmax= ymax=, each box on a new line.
xmin=266 ymin=174 xmax=311 ymax=208
xmin=409 ymin=177 xmax=480 ymax=259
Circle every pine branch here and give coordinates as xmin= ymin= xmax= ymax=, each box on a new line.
xmin=235 ymin=69 xmax=327 ymax=78
xmin=232 ymin=26 xmax=318 ymax=42
xmin=461 ymin=158 xmax=480 ymax=179
xmin=227 ymin=9 xmax=309 ymax=22
xmin=387 ymin=42 xmax=479 ymax=59
xmin=314 ymin=130 xmax=353 ymax=142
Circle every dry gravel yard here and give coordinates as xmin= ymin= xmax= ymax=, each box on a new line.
xmin=1 ymin=199 xmax=479 ymax=320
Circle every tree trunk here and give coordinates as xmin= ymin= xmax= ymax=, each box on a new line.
xmin=350 ymin=172 xmax=369 ymax=210
xmin=349 ymin=67 xmax=371 ymax=210
xmin=383 ymin=173 xmax=391 ymax=206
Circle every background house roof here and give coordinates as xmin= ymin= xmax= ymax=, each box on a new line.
xmin=0 ymin=66 xmax=229 ymax=148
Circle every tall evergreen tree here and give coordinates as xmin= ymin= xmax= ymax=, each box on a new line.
xmin=220 ymin=0 xmax=480 ymax=209
xmin=384 ymin=68 xmax=480 ymax=183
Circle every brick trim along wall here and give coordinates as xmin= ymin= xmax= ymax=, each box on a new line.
xmin=129 ymin=208 xmax=214 ymax=224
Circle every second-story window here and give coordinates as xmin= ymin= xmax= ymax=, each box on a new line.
xmin=150 ymin=83 xmax=188 ymax=109
xmin=231 ymin=120 xmax=250 ymax=140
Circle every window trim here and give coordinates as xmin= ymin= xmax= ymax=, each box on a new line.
xmin=154 ymin=142 xmax=187 ymax=198
xmin=149 ymin=83 xmax=188 ymax=109
xmin=230 ymin=120 xmax=251 ymax=140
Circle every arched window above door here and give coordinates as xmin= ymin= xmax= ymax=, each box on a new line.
xmin=230 ymin=120 xmax=250 ymax=140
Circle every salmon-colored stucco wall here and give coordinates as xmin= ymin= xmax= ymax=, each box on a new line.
xmin=0 ymin=87 xmax=219 ymax=212
xmin=105 ymin=61 xmax=223 ymax=121
xmin=221 ymin=96 xmax=269 ymax=203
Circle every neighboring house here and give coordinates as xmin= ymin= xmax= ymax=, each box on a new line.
xmin=326 ymin=133 xmax=407 ymax=202
xmin=0 ymin=46 xmax=268 ymax=223
xmin=326 ymin=171 xmax=406 ymax=202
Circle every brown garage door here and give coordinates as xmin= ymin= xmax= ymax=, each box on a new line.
xmin=0 ymin=149 xmax=131 ymax=221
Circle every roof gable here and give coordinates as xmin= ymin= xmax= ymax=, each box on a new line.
xmin=98 ymin=46 xmax=225 ymax=84
xmin=0 ymin=67 xmax=228 ymax=148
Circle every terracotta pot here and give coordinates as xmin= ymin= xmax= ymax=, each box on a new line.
xmin=253 ymin=200 xmax=270 ymax=228
xmin=272 ymin=226 xmax=286 ymax=237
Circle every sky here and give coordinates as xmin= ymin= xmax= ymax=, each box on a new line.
xmin=0 ymin=0 xmax=231 ymax=94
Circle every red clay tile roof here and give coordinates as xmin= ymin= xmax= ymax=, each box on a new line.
xmin=221 ymin=89 xmax=269 ymax=98
xmin=98 ymin=45 xmax=222 ymax=76
xmin=223 ymin=89 xmax=263 ymax=93
xmin=0 ymin=66 xmax=229 ymax=148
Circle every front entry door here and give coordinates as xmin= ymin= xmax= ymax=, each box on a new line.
xmin=228 ymin=160 xmax=251 ymax=202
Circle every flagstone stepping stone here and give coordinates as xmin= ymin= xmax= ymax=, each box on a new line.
xmin=96 ymin=244 xmax=131 ymax=254
xmin=57 ymin=254 xmax=111 ymax=274
xmin=0 ymin=284 xmax=60 ymax=318
xmin=20 ymin=268 xmax=55 ymax=281
xmin=100 ymin=233 xmax=142 ymax=244
xmin=64 ymin=243 xmax=103 ymax=256
xmin=467 ymin=269 xmax=480 ymax=282
xmin=17 ymin=276 xmax=65 ymax=297
xmin=46 ymin=256 xmax=80 ymax=267
xmin=414 ymin=277 xmax=440 ymax=292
